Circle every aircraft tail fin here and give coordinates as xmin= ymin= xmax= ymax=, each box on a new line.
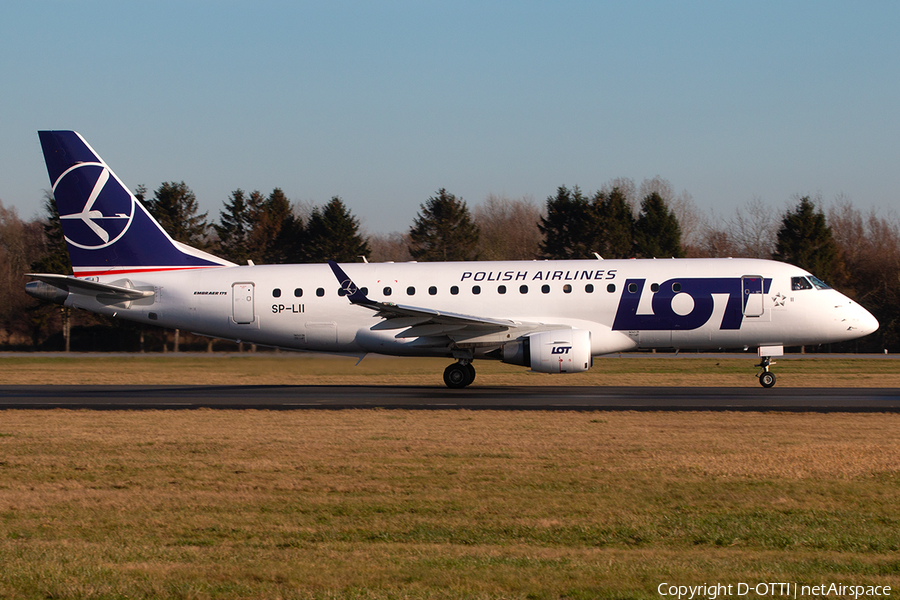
xmin=38 ymin=131 xmax=234 ymax=277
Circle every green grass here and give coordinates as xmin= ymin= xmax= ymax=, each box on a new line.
xmin=1 ymin=410 xmax=899 ymax=598
xmin=1 ymin=353 xmax=898 ymax=386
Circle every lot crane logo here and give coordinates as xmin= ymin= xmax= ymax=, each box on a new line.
xmin=54 ymin=162 xmax=134 ymax=250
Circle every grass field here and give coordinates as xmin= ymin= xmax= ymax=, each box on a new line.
xmin=1 ymin=355 xmax=898 ymax=599
xmin=1 ymin=353 xmax=899 ymax=387
xmin=1 ymin=410 xmax=899 ymax=599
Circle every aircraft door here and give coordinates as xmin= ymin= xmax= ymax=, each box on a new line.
xmin=232 ymin=282 xmax=255 ymax=324
xmin=742 ymin=276 xmax=764 ymax=317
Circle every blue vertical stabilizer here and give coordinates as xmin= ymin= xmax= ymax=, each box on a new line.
xmin=38 ymin=131 xmax=233 ymax=276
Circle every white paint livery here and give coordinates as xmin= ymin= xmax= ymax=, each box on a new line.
xmin=27 ymin=131 xmax=879 ymax=388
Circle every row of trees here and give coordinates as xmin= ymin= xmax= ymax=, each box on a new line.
xmin=1 ymin=176 xmax=897 ymax=351
xmin=136 ymin=184 xmax=372 ymax=265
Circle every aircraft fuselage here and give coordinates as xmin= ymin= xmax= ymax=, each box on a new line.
xmin=66 ymin=257 xmax=875 ymax=359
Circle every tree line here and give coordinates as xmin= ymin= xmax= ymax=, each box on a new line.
xmin=1 ymin=176 xmax=897 ymax=352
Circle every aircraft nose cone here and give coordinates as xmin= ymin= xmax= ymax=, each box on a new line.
xmin=858 ymin=307 xmax=879 ymax=336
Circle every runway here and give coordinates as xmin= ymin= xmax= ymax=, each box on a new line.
xmin=2 ymin=385 xmax=900 ymax=411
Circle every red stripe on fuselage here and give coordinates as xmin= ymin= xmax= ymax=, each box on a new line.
xmin=72 ymin=266 xmax=223 ymax=277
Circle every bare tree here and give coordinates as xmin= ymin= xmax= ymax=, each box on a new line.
xmin=826 ymin=199 xmax=900 ymax=349
xmin=827 ymin=194 xmax=865 ymax=268
xmin=367 ymin=231 xmax=412 ymax=262
xmin=726 ymin=197 xmax=778 ymax=258
xmin=474 ymin=194 xmax=543 ymax=260
xmin=600 ymin=177 xmax=637 ymax=211
xmin=638 ymin=176 xmax=674 ymax=204
xmin=669 ymin=191 xmax=703 ymax=255
xmin=694 ymin=211 xmax=739 ymax=258
xmin=0 ymin=200 xmax=45 ymax=345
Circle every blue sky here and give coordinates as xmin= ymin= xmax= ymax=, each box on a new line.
xmin=2 ymin=1 xmax=898 ymax=234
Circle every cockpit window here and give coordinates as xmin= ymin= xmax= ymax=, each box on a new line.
xmin=808 ymin=275 xmax=831 ymax=290
xmin=791 ymin=276 xmax=813 ymax=291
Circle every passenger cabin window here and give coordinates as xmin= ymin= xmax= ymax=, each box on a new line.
xmin=791 ymin=277 xmax=813 ymax=291
xmin=519 ymin=285 xmax=528 ymax=294
xmin=627 ymin=283 xmax=637 ymax=293
xmin=407 ymin=286 xmax=415 ymax=295
xmin=294 ymin=288 xmax=303 ymax=297
xmin=472 ymin=285 xmax=481 ymax=295
xmin=650 ymin=283 xmax=659 ymax=292
xmin=563 ymin=284 xmax=572 ymax=293
xmin=383 ymin=287 xmax=392 ymax=296
xmin=607 ymin=283 xmax=616 ymax=293
xmin=672 ymin=282 xmax=681 ymax=292
xmin=585 ymin=284 xmax=594 ymax=293
xmin=541 ymin=284 xmax=550 ymax=294
xmin=450 ymin=286 xmax=459 ymax=295
xmin=428 ymin=286 xmax=437 ymax=296
xmin=498 ymin=285 xmax=507 ymax=294
xmin=316 ymin=288 xmax=325 ymax=297
xmin=273 ymin=288 xmax=282 ymax=298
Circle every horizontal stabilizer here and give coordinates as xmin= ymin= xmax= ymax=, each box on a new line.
xmin=26 ymin=273 xmax=154 ymax=300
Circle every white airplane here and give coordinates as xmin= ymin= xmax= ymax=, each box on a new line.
xmin=27 ymin=131 xmax=879 ymax=388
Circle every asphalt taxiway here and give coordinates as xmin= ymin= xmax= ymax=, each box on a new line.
xmin=1 ymin=385 xmax=899 ymax=412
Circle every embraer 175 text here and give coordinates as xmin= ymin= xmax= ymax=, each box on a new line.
xmin=27 ymin=131 xmax=879 ymax=388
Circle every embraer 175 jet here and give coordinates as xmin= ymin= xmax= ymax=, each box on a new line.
xmin=27 ymin=131 xmax=879 ymax=388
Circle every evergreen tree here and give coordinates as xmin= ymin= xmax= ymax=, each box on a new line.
xmin=591 ymin=187 xmax=634 ymax=259
xmin=243 ymin=190 xmax=268 ymax=261
xmin=30 ymin=191 xmax=72 ymax=275
xmin=632 ymin=192 xmax=684 ymax=258
xmin=773 ymin=196 xmax=844 ymax=283
xmin=214 ymin=189 xmax=253 ymax=264
xmin=538 ymin=186 xmax=592 ymax=259
xmin=255 ymin=188 xmax=300 ymax=264
xmin=143 ymin=181 xmax=209 ymax=247
xmin=215 ymin=188 xmax=303 ymax=264
xmin=302 ymin=197 xmax=369 ymax=263
xmin=408 ymin=189 xmax=480 ymax=261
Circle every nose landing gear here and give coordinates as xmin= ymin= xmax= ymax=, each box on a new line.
xmin=443 ymin=361 xmax=476 ymax=388
xmin=756 ymin=356 xmax=776 ymax=388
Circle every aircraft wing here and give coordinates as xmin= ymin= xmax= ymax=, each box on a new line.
xmin=327 ymin=261 xmax=527 ymax=339
xmin=26 ymin=273 xmax=154 ymax=300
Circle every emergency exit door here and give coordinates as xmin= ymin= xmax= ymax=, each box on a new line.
xmin=742 ymin=276 xmax=764 ymax=317
xmin=232 ymin=283 xmax=255 ymax=324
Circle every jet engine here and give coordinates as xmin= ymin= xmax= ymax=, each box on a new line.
xmin=502 ymin=329 xmax=592 ymax=373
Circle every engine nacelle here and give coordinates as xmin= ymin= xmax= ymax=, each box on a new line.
xmin=502 ymin=329 xmax=592 ymax=374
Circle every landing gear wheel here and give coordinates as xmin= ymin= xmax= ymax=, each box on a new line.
xmin=755 ymin=355 xmax=777 ymax=388
xmin=759 ymin=371 xmax=776 ymax=388
xmin=443 ymin=362 xmax=476 ymax=389
xmin=443 ymin=363 xmax=469 ymax=389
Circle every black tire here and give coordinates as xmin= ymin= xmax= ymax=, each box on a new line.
xmin=443 ymin=363 xmax=470 ymax=389
xmin=465 ymin=363 xmax=476 ymax=386
xmin=759 ymin=372 xmax=776 ymax=388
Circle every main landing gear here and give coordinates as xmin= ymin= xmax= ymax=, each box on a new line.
xmin=756 ymin=356 xmax=776 ymax=388
xmin=443 ymin=361 xmax=476 ymax=389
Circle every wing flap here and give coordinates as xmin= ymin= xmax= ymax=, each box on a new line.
xmin=396 ymin=323 xmax=468 ymax=338
xmin=370 ymin=317 xmax=431 ymax=330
